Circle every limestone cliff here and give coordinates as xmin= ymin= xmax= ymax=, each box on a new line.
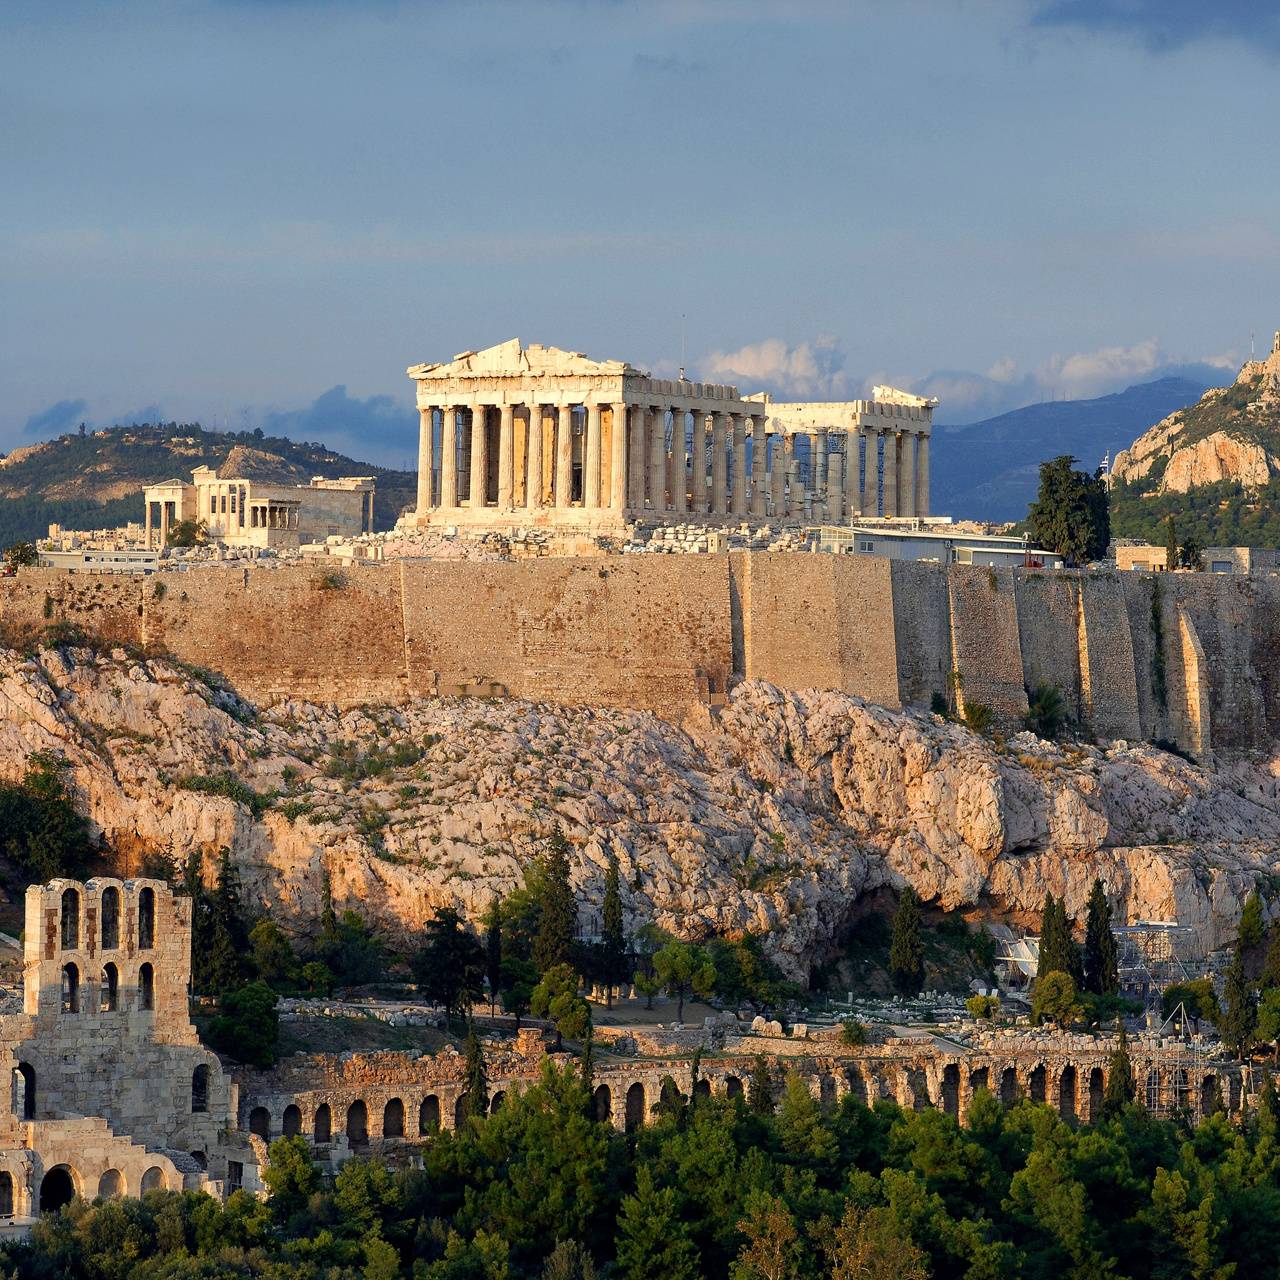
xmin=1 ymin=646 xmax=1276 ymax=975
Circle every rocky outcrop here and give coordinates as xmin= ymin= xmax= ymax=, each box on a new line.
xmin=1159 ymin=431 xmax=1275 ymax=493
xmin=1 ymin=647 xmax=1277 ymax=975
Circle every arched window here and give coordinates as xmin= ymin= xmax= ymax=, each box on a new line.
xmin=383 ymin=1098 xmax=404 ymax=1139
xmin=39 ymin=1166 xmax=75 ymax=1214
xmin=14 ymin=1064 xmax=35 ymax=1120
xmin=100 ymin=887 xmax=120 ymax=950
xmin=418 ymin=1096 xmax=439 ymax=1135
xmin=60 ymin=889 xmax=80 ymax=949
xmin=100 ymin=963 xmax=118 ymax=1013
xmin=140 ymin=1167 xmax=165 ymax=1193
xmin=346 ymin=1100 xmax=368 ymax=1145
xmin=191 ymin=1065 xmax=209 ymax=1113
xmin=139 ymin=963 xmax=154 ymax=1011
xmin=61 ymin=963 xmax=79 ymax=1014
xmin=0 ymin=1171 xmax=12 ymax=1217
xmin=314 ymin=1103 xmax=331 ymax=1143
xmin=138 ymin=889 xmax=155 ymax=950
xmin=282 ymin=1105 xmax=301 ymax=1137
xmin=248 ymin=1107 xmax=270 ymax=1139
xmin=97 ymin=1169 xmax=123 ymax=1200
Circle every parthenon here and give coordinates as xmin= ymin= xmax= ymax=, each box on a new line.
xmin=407 ymin=339 xmax=936 ymax=530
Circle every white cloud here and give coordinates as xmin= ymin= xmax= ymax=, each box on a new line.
xmin=699 ymin=336 xmax=853 ymax=399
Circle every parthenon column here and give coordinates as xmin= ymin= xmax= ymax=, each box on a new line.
xmin=731 ymin=414 xmax=747 ymax=516
xmin=671 ymin=409 xmax=688 ymax=514
xmin=861 ymin=430 xmax=877 ymax=516
xmin=900 ymin=432 xmax=917 ymax=518
xmin=917 ymin=435 xmax=930 ymax=516
xmin=555 ymin=405 xmax=573 ymax=508
xmin=585 ymin=403 xmax=603 ymax=508
xmin=882 ymin=430 xmax=899 ymax=517
xmin=814 ymin=432 xmax=828 ymax=522
xmin=751 ymin=418 xmax=767 ymax=517
xmin=440 ymin=406 xmax=459 ymax=508
xmin=711 ymin=413 xmax=728 ymax=515
xmin=469 ymin=404 xmax=488 ymax=508
xmin=827 ymin=437 xmax=844 ymax=523
xmin=525 ymin=405 xmax=543 ymax=509
xmin=497 ymin=404 xmax=514 ymax=509
xmin=648 ymin=407 xmax=666 ymax=510
xmin=844 ymin=431 xmax=859 ymax=518
xmin=416 ymin=406 xmax=434 ymax=514
xmin=144 ymin=502 xmax=153 ymax=548
xmin=784 ymin=435 xmax=798 ymax=516
xmin=628 ymin=405 xmax=647 ymax=508
xmin=691 ymin=412 xmax=708 ymax=512
xmin=610 ymin=403 xmax=629 ymax=512
xmin=770 ymin=433 xmax=785 ymax=516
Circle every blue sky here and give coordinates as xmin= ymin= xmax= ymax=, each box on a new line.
xmin=3 ymin=0 xmax=1279 ymax=466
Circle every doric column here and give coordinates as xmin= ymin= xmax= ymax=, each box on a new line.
xmin=861 ymin=430 xmax=877 ymax=516
xmin=469 ymin=404 xmax=488 ymax=509
xmin=751 ymin=418 xmax=767 ymax=517
xmin=416 ymin=406 xmax=434 ymax=515
xmin=917 ymin=434 xmax=930 ymax=516
xmin=160 ymin=501 xmax=170 ymax=546
xmin=670 ymin=408 xmax=688 ymax=514
xmin=731 ymin=414 xmax=748 ymax=516
xmin=814 ymin=432 xmax=828 ymax=522
xmin=783 ymin=435 xmax=798 ymax=516
xmin=900 ymin=432 xmax=917 ymax=518
xmin=440 ymin=406 xmax=458 ymax=508
xmin=555 ymin=404 xmax=573 ymax=508
xmin=144 ymin=502 xmax=153 ymax=549
xmin=610 ymin=403 xmax=629 ymax=512
xmin=497 ymin=404 xmax=514 ymax=510
xmin=827 ymin=437 xmax=844 ymax=523
xmin=585 ymin=403 xmax=603 ymax=508
xmin=883 ymin=430 xmax=899 ymax=517
xmin=648 ymin=406 xmax=666 ymax=510
xmin=770 ymin=432 xmax=785 ymax=516
xmin=628 ymin=404 xmax=647 ymax=509
xmin=691 ymin=412 xmax=708 ymax=512
xmin=844 ymin=430 xmax=859 ymax=518
xmin=525 ymin=405 xmax=543 ymax=509
xmin=711 ymin=413 xmax=728 ymax=515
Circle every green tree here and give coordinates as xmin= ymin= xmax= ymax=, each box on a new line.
xmin=749 ymin=1053 xmax=774 ymax=1116
xmin=205 ymin=979 xmax=279 ymax=1068
xmin=249 ymin=918 xmax=296 ymax=990
xmin=888 ymin=886 xmax=925 ymax=995
xmin=484 ymin=896 xmax=502 ymax=1015
xmin=1240 ymin=890 xmax=1265 ymax=950
xmin=1103 ymin=1024 xmax=1136 ymax=1117
xmin=633 ymin=969 xmax=660 ymax=1009
xmin=1037 ymin=893 xmax=1082 ymax=984
xmin=1026 ymin=681 xmax=1067 ymax=740
xmin=500 ymin=953 xmax=538 ymax=1026
xmin=826 ymin=1202 xmax=930 ymax=1280
xmin=459 ymin=1030 xmax=489 ymax=1124
xmin=1162 ymin=977 xmax=1221 ymax=1027
xmin=600 ymin=856 xmax=626 ymax=1009
xmin=197 ymin=848 xmax=250 ymax=998
xmin=530 ymin=962 xmax=591 ymax=1050
xmin=614 ymin=1167 xmax=700 ymax=1280
xmin=1027 ymin=454 xmax=1110 ymax=565
xmin=413 ymin=906 xmax=485 ymax=1026
xmin=533 ymin=829 xmax=577 ymax=973
xmin=1082 ymin=878 xmax=1118 ymax=995
xmin=1261 ymin=929 xmax=1280 ymax=991
xmin=0 ymin=751 xmax=96 ymax=886
xmin=262 ymin=1134 xmax=321 ymax=1225
xmin=1031 ymin=970 xmax=1082 ymax=1028
xmin=1256 ymin=988 xmax=1280 ymax=1050
xmin=1165 ymin=514 xmax=1179 ymax=570
xmin=732 ymin=1191 xmax=800 ymax=1280
xmin=2 ymin=541 xmax=38 ymax=571
xmin=652 ymin=941 xmax=717 ymax=1022
xmin=1219 ymin=945 xmax=1257 ymax=1058
xmin=166 ymin=518 xmax=207 ymax=548
xmin=1179 ymin=537 xmax=1204 ymax=570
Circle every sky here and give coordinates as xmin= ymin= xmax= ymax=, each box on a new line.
xmin=3 ymin=0 xmax=1280 ymax=467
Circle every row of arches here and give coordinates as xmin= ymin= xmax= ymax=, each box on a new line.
xmin=60 ymin=961 xmax=153 ymax=1014
xmin=0 ymin=1163 xmax=169 ymax=1218
xmin=59 ymin=885 xmax=155 ymax=954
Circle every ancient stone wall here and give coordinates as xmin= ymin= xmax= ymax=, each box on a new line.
xmin=948 ymin=567 xmax=1028 ymax=730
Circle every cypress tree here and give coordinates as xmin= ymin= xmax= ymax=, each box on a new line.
xmin=202 ymin=848 xmax=248 ymax=997
xmin=749 ymin=1053 xmax=774 ymax=1116
xmin=1164 ymin=514 xmax=1178 ymax=572
xmin=1240 ymin=890 xmax=1266 ymax=950
xmin=1220 ymin=946 xmax=1257 ymax=1059
xmin=533 ymin=829 xmax=576 ymax=974
xmin=459 ymin=1029 xmax=488 ymax=1124
xmin=484 ymin=896 xmax=502 ymax=1015
xmin=1261 ymin=930 xmax=1280 ymax=992
xmin=888 ymin=886 xmax=925 ymax=995
xmin=1102 ymin=1024 xmax=1136 ymax=1117
xmin=601 ymin=856 xmax=626 ymax=1010
xmin=1083 ymin=878 xmax=1119 ymax=996
xmin=1037 ymin=894 xmax=1065 ymax=979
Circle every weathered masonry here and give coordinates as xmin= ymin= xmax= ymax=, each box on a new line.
xmin=405 ymin=340 xmax=934 ymax=530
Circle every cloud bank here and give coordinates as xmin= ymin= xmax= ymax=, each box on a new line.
xmin=1030 ymin=1 xmax=1280 ymax=56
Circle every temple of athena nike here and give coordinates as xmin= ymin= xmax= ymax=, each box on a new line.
xmin=407 ymin=339 xmax=936 ymax=531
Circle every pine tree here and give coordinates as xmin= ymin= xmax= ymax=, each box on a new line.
xmin=1083 ymin=878 xmax=1119 ymax=996
xmin=533 ymin=829 xmax=577 ymax=974
xmin=1261 ymin=930 xmax=1280 ymax=992
xmin=1240 ymin=890 xmax=1265 ymax=950
xmin=484 ymin=897 xmax=502 ymax=1014
xmin=888 ymin=887 xmax=925 ymax=996
xmin=1220 ymin=946 xmax=1257 ymax=1059
xmin=614 ymin=1167 xmax=700 ymax=1280
xmin=749 ymin=1053 xmax=775 ymax=1116
xmin=459 ymin=1029 xmax=488 ymax=1125
xmin=601 ymin=856 xmax=626 ymax=1010
xmin=1103 ymin=1024 xmax=1136 ymax=1118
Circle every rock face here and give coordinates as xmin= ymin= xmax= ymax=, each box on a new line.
xmin=1 ymin=646 xmax=1278 ymax=975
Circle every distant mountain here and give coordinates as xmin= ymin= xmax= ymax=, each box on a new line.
xmin=0 ymin=423 xmax=416 ymax=547
xmin=930 ymin=377 xmax=1210 ymax=523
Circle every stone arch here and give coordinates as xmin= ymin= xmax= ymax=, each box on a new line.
xmin=192 ymin=1065 xmax=209 ymax=1113
xmin=100 ymin=962 xmax=119 ymax=1013
xmin=693 ymin=1078 xmax=711 ymax=1102
xmin=0 ymin=1170 xmax=12 ymax=1216
xmin=489 ymin=1091 xmax=505 ymax=1113
xmin=842 ymin=1066 xmax=865 ymax=1106
xmin=625 ymin=1082 xmax=646 ymax=1132
xmin=39 ymin=1165 xmax=76 ymax=1214
xmin=1201 ymin=1073 xmax=1221 ymax=1117
xmin=1029 ymin=1064 xmax=1046 ymax=1105
xmin=1059 ymin=1065 xmax=1077 ymax=1122
xmin=248 ymin=1107 xmax=270 ymax=1139
xmin=139 ymin=963 xmax=154 ymax=1012
xmin=282 ymin=1104 xmax=302 ymax=1137
xmin=1088 ymin=1067 xmax=1104 ymax=1122
xmin=454 ymin=1095 xmax=467 ymax=1129
xmin=140 ymin=1167 xmax=166 ymax=1193
xmin=969 ymin=1066 xmax=990 ymax=1098
xmin=346 ymin=1100 xmax=368 ymax=1145
xmin=97 ymin=1169 xmax=124 ymax=1200
xmin=999 ymin=1066 xmax=1019 ymax=1106
xmin=61 ymin=888 xmax=80 ymax=950
xmin=100 ymin=886 xmax=121 ymax=950
xmin=383 ymin=1098 xmax=405 ymax=1139
xmin=724 ymin=1074 xmax=744 ymax=1100
xmin=61 ymin=963 xmax=79 ymax=1013
xmin=138 ymin=888 xmax=156 ymax=950
xmin=819 ymin=1074 xmax=837 ymax=1110
xmin=189 ymin=1151 xmax=207 ymax=1171
xmin=1145 ymin=1068 xmax=1161 ymax=1111
xmin=593 ymin=1084 xmax=612 ymax=1122
xmin=14 ymin=1062 xmax=36 ymax=1120
xmin=314 ymin=1103 xmax=332 ymax=1143
xmin=418 ymin=1096 xmax=440 ymax=1135
xmin=942 ymin=1063 xmax=960 ymax=1119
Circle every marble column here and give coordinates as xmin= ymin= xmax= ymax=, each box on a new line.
xmin=861 ymin=430 xmax=878 ymax=516
xmin=160 ymin=501 xmax=170 ymax=546
xmin=711 ymin=413 xmax=728 ymax=515
xmin=416 ymin=406 xmax=434 ymax=514
xmin=751 ymin=418 xmax=767 ymax=517
xmin=917 ymin=434 xmax=930 ymax=516
xmin=525 ymin=405 xmax=543 ymax=509
xmin=731 ymin=414 xmax=748 ymax=517
xmin=844 ymin=430 xmax=860 ymax=518
xmin=691 ymin=412 xmax=708 ymax=513
xmin=827 ymin=438 xmax=844 ymax=524
xmin=648 ymin=406 xmax=666 ymax=510
xmin=555 ymin=404 xmax=573 ymax=508
xmin=585 ymin=403 xmax=603 ymax=508
xmin=783 ymin=435 xmax=797 ymax=516
xmin=814 ymin=432 xmax=828 ymax=522
xmin=440 ymin=406 xmax=459 ymax=508
xmin=469 ymin=404 xmax=488 ymax=508
xmin=497 ymin=404 xmax=514 ymax=510
xmin=628 ymin=405 xmax=647 ymax=509
xmin=900 ymin=431 xmax=916 ymax=518
xmin=882 ymin=430 xmax=899 ymax=517
xmin=770 ymin=433 xmax=785 ymax=516
xmin=144 ymin=502 xmax=153 ymax=548
xmin=610 ymin=403 xmax=629 ymax=512
xmin=670 ymin=409 xmax=688 ymax=514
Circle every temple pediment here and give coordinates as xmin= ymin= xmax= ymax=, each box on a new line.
xmin=408 ymin=338 xmax=641 ymax=381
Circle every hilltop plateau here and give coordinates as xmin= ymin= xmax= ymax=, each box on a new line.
xmin=0 ymin=645 xmax=1275 ymax=977
xmin=0 ymin=423 xmax=416 ymax=545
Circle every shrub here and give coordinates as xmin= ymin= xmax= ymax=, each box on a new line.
xmin=966 ymin=994 xmax=1000 ymax=1021
xmin=205 ymin=980 xmax=279 ymax=1068
xmin=177 ymin=771 xmax=268 ymax=818
xmin=1025 ymin=682 xmax=1066 ymax=740
xmin=962 ymin=701 xmax=995 ymax=736
xmin=840 ymin=1018 xmax=868 ymax=1046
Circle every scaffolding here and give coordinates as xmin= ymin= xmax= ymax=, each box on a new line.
xmin=1115 ymin=921 xmax=1202 ymax=1007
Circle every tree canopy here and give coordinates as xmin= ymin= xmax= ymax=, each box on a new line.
xmin=1027 ymin=454 xmax=1110 ymax=565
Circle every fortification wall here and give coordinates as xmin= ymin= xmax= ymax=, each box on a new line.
xmin=5 ymin=556 xmax=1280 ymax=753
